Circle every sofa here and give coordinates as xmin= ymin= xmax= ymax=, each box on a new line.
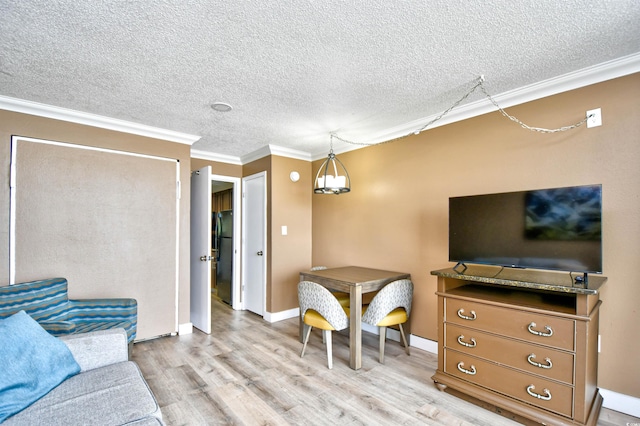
xmin=0 ymin=277 xmax=137 ymax=344
xmin=0 ymin=315 xmax=163 ymax=425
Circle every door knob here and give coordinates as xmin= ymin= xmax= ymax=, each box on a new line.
xmin=200 ymin=255 xmax=212 ymax=261
xmin=257 ymin=251 xmax=263 ymax=256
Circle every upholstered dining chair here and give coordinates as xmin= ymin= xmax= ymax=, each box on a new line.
xmin=310 ymin=266 xmax=350 ymax=307
xmin=362 ymin=279 xmax=413 ymax=364
xmin=298 ymin=280 xmax=349 ymax=369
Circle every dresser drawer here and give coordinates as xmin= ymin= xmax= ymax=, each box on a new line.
xmin=445 ymin=297 xmax=575 ymax=351
xmin=444 ymin=323 xmax=575 ymax=384
xmin=444 ymin=349 xmax=573 ymax=418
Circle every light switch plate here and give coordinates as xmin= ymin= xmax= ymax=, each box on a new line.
xmin=281 ymin=225 xmax=287 ymax=236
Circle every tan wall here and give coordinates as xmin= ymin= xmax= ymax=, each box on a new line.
xmin=311 ymin=73 xmax=640 ymax=397
xmin=191 ymin=158 xmax=242 ymax=177
xmin=192 ymin=155 xmax=313 ymax=313
xmin=270 ymin=156 xmax=312 ymax=312
xmin=0 ymin=110 xmax=193 ymax=327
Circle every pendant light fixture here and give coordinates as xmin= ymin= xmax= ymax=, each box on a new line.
xmin=314 ymin=134 xmax=351 ymax=194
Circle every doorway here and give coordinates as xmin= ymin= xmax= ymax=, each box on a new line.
xmin=210 ymin=174 xmax=241 ymax=311
xmin=190 ymin=168 xmax=241 ymax=334
xmin=211 ymin=180 xmax=233 ymax=305
xmin=190 ymin=168 xmax=267 ymax=332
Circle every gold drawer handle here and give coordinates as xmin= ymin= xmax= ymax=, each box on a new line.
xmin=527 ymin=353 xmax=553 ymax=369
xmin=457 ymin=362 xmax=476 ymax=375
xmin=457 ymin=308 xmax=476 ymax=321
xmin=457 ymin=335 xmax=477 ymax=348
xmin=526 ymin=384 xmax=552 ymax=401
xmin=527 ymin=322 xmax=554 ymax=337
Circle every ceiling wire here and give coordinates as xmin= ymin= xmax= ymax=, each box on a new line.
xmin=332 ymin=76 xmax=592 ymax=147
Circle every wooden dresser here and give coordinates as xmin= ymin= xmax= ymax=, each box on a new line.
xmin=431 ymin=266 xmax=606 ymax=426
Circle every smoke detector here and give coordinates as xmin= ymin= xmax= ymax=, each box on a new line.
xmin=211 ymin=102 xmax=232 ymax=112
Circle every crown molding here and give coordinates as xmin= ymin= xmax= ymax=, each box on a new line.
xmin=240 ymin=145 xmax=272 ymax=164
xmin=190 ymin=149 xmax=243 ymax=165
xmin=192 ymin=144 xmax=312 ymax=165
xmin=355 ymin=52 xmax=640 ymax=149
xmin=265 ymin=145 xmax=312 ymax=161
xmin=228 ymin=144 xmax=311 ymax=164
xmin=0 ymin=95 xmax=201 ymax=145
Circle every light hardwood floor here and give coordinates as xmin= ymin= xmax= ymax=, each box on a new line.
xmin=132 ymin=298 xmax=638 ymax=426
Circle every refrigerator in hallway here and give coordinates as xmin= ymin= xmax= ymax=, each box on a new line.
xmin=215 ymin=210 xmax=233 ymax=305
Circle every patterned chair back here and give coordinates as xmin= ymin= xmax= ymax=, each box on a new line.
xmin=0 ymin=278 xmax=70 ymax=322
xmin=362 ymin=279 xmax=413 ymax=326
xmin=1 ymin=277 xmax=137 ymax=343
xmin=298 ymin=281 xmax=349 ymax=331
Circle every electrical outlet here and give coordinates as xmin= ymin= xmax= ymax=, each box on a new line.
xmin=586 ymin=108 xmax=602 ymax=128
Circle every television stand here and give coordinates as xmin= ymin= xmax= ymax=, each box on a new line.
xmin=431 ymin=265 xmax=607 ymax=426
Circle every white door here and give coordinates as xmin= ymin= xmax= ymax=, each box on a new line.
xmin=190 ymin=166 xmax=212 ymax=334
xmin=242 ymin=172 xmax=266 ymax=316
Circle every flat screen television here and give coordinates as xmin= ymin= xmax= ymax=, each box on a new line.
xmin=449 ymin=184 xmax=602 ymax=275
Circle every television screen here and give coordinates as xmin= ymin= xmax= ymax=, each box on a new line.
xmin=449 ymin=184 xmax=602 ymax=273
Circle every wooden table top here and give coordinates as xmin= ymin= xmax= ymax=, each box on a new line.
xmin=300 ymin=266 xmax=410 ymax=286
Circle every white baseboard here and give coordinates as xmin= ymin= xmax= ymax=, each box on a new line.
xmin=178 ymin=322 xmax=193 ymax=335
xmin=363 ymin=326 xmax=440 ymax=355
xmin=353 ymin=323 xmax=404 ymax=343
xmin=409 ymin=334 xmax=439 ymax=354
xmin=600 ymin=388 xmax=640 ymax=418
xmin=264 ymin=307 xmax=299 ymax=323
xmin=361 ymin=322 xmax=377 ymax=335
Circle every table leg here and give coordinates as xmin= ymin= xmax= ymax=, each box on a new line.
xmin=349 ymin=285 xmax=363 ymax=370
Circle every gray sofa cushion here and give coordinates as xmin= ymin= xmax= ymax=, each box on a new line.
xmin=4 ymin=361 xmax=162 ymax=426
xmin=60 ymin=328 xmax=128 ymax=371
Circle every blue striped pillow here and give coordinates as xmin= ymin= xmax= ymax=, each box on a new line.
xmin=0 ymin=311 xmax=80 ymax=422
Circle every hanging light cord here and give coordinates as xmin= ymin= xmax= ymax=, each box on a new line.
xmin=478 ymin=82 xmax=591 ymax=133
xmin=332 ymin=76 xmax=593 ymax=147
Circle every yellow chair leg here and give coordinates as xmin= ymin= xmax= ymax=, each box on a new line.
xmin=301 ymin=325 xmax=312 ymax=358
xmin=379 ymin=326 xmax=387 ymax=364
xmin=399 ymin=323 xmax=410 ymax=356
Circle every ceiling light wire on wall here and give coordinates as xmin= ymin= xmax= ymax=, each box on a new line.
xmin=331 ymin=76 xmax=594 ymax=148
xmin=477 ymin=82 xmax=591 ymax=133
xmin=317 ymin=76 xmax=594 ymax=195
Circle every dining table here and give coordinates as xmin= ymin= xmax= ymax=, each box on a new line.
xmin=299 ymin=266 xmax=411 ymax=370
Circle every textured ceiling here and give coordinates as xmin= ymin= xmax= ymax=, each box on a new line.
xmin=1 ymin=1 xmax=639 ymax=159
